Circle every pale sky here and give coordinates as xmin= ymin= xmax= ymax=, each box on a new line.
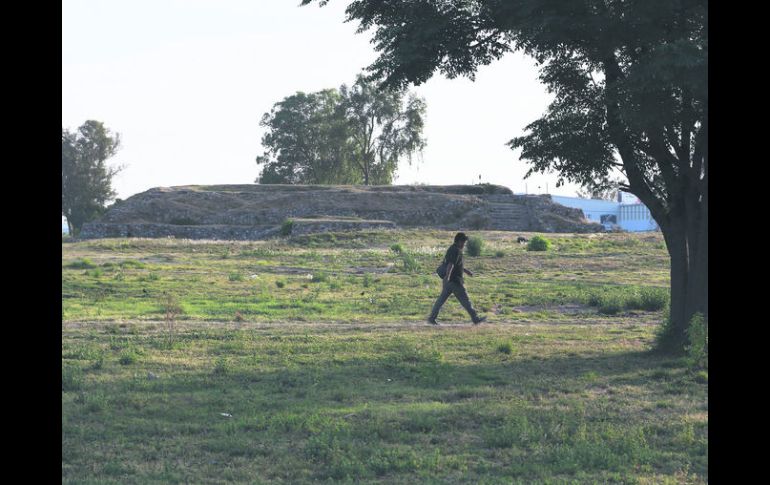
xmin=62 ymin=0 xmax=585 ymax=201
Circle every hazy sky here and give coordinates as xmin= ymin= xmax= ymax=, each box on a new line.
xmin=62 ymin=0 xmax=585 ymax=200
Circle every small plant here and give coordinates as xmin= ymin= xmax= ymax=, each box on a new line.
xmin=275 ymin=280 xmax=286 ymax=288
xmin=362 ymin=273 xmax=373 ymax=288
xmin=119 ymin=351 xmax=138 ymax=366
xmin=62 ymin=366 xmax=84 ymax=391
xmin=234 ymin=311 xmax=245 ymax=322
xmin=685 ymin=313 xmax=708 ymax=369
xmin=228 ymin=272 xmax=244 ymax=282
xmin=67 ymin=258 xmax=97 ymax=269
xmin=213 ymin=357 xmax=230 ymax=375
xmin=495 ymin=250 xmax=505 ymax=258
xmin=497 ymin=341 xmax=513 ymax=354
xmin=597 ymin=294 xmax=623 ymax=315
xmin=400 ymin=252 xmax=420 ymax=272
xmin=527 ymin=235 xmax=551 ymax=251
xmin=84 ymin=268 xmax=103 ymax=278
xmin=280 ymin=218 xmax=295 ymax=236
xmin=466 ymin=236 xmax=484 ymax=257
xmin=390 ymin=243 xmax=405 ymax=254
xmin=311 ymin=271 xmax=329 ymax=283
xmin=638 ymin=287 xmax=669 ymax=311
xmin=158 ymin=292 xmax=183 ymax=350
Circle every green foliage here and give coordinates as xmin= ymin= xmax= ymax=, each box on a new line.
xmin=497 ymin=341 xmax=513 ymax=355
xmin=62 ymin=366 xmax=84 ymax=391
xmin=685 ymin=313 xmax=708 ymax=369
xmin=66 ymin=258 xmax=97 ymax=269
xmin=280 ymin=219 xmax=295 ymax=236
xmin=466 ymin=236 xmax=484 ymax=256
xmin=399 ymin=252 xmax=420 ymax=272
xmin=62 ymin=120 xmax=122 ymax=234
xmin=256 ymin=75 xmax=426 ymax=185
xmin=311 ymin=271 xmax=329 ymax=283
xmin=119 ymin=351 xmax=138 ymax=366
xmin=276 ymin=280 xmax=286 ymax=288
xmin=494 ymin=250 xmax=505 ymax=258
xmin=527 ymin=235 xmax=551 ymax=252
xmin=390 ymin=243 xmax=404 ymax=253
xmin=228 ymin=272 xmax=244 ymax=282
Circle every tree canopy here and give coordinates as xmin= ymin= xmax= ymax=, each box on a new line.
xmin=62 ymin=120 xmax=123 ymax=235
xmin=256 ymin=76 xmax=426 ymax=185
xmin=303 ymin=0 xmax=707 ymax=353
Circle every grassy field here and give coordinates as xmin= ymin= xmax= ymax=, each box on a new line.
xmin=62 ymin=230 xmax=707 ymax=484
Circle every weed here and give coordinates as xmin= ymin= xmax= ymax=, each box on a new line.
xmin=228 ymin=272 xmax=244 ymax=282
xmin=527 ymin=235 xmax=552 ymax=251
xmin=280 ymin=219 xmax=295 ymax=236
xmin=466 ymin=236 xmax=484 ymax=256
xmin=497 ymin=341 xmax=513 ymax=354
xmin=390 ymin=243 xmax=405 ymax=254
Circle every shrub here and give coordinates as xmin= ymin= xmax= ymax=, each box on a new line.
xmin=67 ymin=258 xmax=97 ymax=269
xmin=497 ymin=341 xmax=513 ymax=354
xmin=275 ymin=280 xmax=286 ymax=288
xmin=228 ymin=272 xmax=244 ymax=282
xmin=400 ymin=252 xmax=420 ymax=272
xmin=685 ymin=313 xmax=708 ymax=369
xmin=597 ymin=294 xmax=623 ymax=315
xmin=638 ymin=287 xmax=669 ymax=311
xmin=495 ymin=250 xmax=505 ymax=258
xmin=119 ymin=351 xmax=138 ymax=366
xmin=280 ymin=219 xmax=295 ymax=236
xmin=390 ymin=243 xmax=405 ymax=254
xmin=527 ymin=235 xmax=551 ymax=252
xmin=62 ymin=366 xmax=84 ymax=391
xmin=311 ymin=271 xmax=329 ymax=283
xmin=466 ymin=236 xmax=484 ymax=256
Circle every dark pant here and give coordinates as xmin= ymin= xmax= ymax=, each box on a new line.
xmin=429 ymin=280 xmax=480 ymax=322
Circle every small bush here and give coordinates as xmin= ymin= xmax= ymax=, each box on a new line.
xmin=685 ymin=313 xmax=708 ymax=369
xmin=213 ymin=357 xmax=230 ymax=375
xmin=275 ymin=280 xmax=286 ymax=288
xmin=400 ymin=252 xmax=420 ymax=272
xmin=119 ymin=351 xmax=138 ymax=366
xmin=597 ymin=294 xmax=623 ymax=315
xmin=495 ymin=250 xmax=505 ymax=258
xmin=390 ymin=243 xmax=405 ymax=254
xmin=466 ymin=236 xmax=484 ymax=257
xmin=311 ymin=271 xmax=329 ymax=283
xmin=280 ymin=219 xmax=295 ymax=236
xmin=62 ymin=366 xmax=84 ymax=391
xmin=67 ymin=258 xmax=97 ymax=269
xmin=527 ymin=236 xmax=551 ymax=252
xmin=638 ymin=287 xmax=669 ymax=311
xmin=228 ymin=272 xmax=244 ymax=282
xmin=497 ymin=341 xmax=513 ymax=354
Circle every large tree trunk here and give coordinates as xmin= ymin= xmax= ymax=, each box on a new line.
xmin=657 ymin=198 xmax=708 ymax=354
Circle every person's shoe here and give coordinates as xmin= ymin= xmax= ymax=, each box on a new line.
xmin=472 ymin=316 xmax=487 ymax=325
xmin=427 ymin=317 xmax=438 ymax=325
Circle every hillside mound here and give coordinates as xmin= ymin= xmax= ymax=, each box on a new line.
xmin=81 ymin=184 xmax=601 ymax=239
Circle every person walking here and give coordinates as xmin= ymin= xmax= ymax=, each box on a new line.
xmin=428 ymin=232 xmax=487 ymax=325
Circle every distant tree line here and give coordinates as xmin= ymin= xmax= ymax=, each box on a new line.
xmin=256 ymin=75 xmax=426 ymax=185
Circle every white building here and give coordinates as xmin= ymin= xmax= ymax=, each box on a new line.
xmin=550 ymin=191 xmax=659 ymax=232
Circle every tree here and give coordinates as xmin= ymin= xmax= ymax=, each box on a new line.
xmin=256 ymin=77 xmax=426 ymax=185
xmin=339 ymin=75 xmax=426 ymax=185
xmin=576 ymin=178 xmax=622 ymax=202
xmin=62 ymin=120 xmax=123 ymax=235
xmin=303 ymin=0 xmax=707 ymax=354
xmin=256 ymin=90 xmax=359 ymax=184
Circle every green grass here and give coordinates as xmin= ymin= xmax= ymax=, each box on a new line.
xmin=62 ymin=229 xmax=706 ymax=483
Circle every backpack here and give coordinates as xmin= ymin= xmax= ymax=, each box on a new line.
xmin=436 ymin=260 xmax=448 ymax=279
